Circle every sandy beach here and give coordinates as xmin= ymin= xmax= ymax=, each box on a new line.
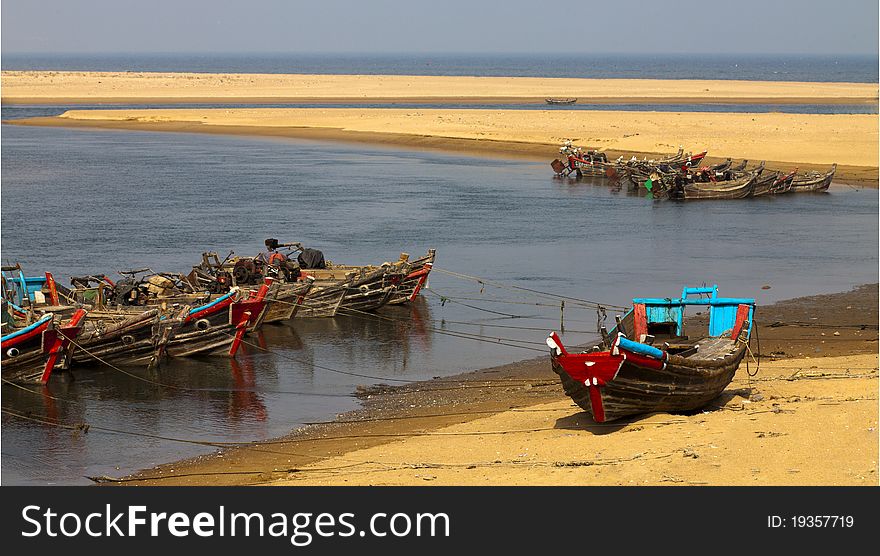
xmin=5 ymin=71 xmax=877 ymax=185
xmin=110 ymin=285 xmax=878 ymax=487
xmin=3 ymin=71 xmax=878 ymax=104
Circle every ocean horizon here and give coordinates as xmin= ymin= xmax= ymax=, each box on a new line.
xmin=3 ymin=52 xmax=878 ymax=83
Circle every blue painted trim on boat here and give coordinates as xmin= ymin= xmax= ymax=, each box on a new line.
xmin=618 ymin=336 xmax=664 ymax=359
xmin=631 ymin=297 xmax=756 ymax=306
xmin=188 ymin=290 xmax=235 ymax=316
xmin=1 ymin=314 xmax=52 ymax=343
xmin=631 ymin=285 xmax=756 ymax=339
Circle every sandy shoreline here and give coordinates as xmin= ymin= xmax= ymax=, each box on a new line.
xmin=111 ymin=285 xmax=878 ymax=487
xmin=10 ymin=108 xmax=878 ymax=186
xmin=3 ymin=71 xmax=877 ymax=104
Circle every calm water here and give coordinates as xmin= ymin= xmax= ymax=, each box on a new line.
xmin=3 ymin=53 xmax=878 ymax=82
xmin=3 ymin=102 xmax=877 ymax=119
xmin=1 ymin=123 xmax=877 ymax=485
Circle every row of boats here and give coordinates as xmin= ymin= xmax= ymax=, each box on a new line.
xmin=0 ymin=241 xmax=435 ymax=385
xmin=551 ymin=142 xmax=836 ymax=199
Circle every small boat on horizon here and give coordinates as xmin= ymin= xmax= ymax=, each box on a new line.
xmin=545 ymin=98 xmax=577 ymax=105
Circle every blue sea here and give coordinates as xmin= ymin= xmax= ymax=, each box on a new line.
xmin=3 ymin=52 xmax=878 ymax=82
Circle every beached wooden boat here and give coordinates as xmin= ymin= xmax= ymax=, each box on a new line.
xmin=547 ymin=285 xmax=755 ymax=423
xmin=545 ymin=98 xmax=577 ymax=105
xmin=789 ymin=164 xmax=836 ymax=192
xmin=1 ymin=309 xmax=88 ymax=384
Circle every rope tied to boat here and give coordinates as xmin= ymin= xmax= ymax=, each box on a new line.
xmin=431 ymin=267 xmax=629 ymax=311
xmin=744 ymin=318 xmax=761 ymax=378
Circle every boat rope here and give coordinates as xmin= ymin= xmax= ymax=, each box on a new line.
xmin=0 ymin=407 xmax=380 ymax=467
xmin=431 ymin=267 xmax=629 ymax=310
xmin=417 ymin=317 xmax=596 ymax=335
xmin=745 ymin=319 xmax=761 ymax=378
xmin=333 ymin=304 xmax=549 ymax=350
xmin=268 ymin=286 xmax=601 ymax=326
xmin=763 ymin=321 xmax=876 ymax=330
xmin=217 ymin=329 xmax=551 ymax=388
xmin=423 ymin=293 xmax=571 ymax=309
xmin=91 ymin=450 xmax=690 ymax=484
xmin=425 ymin=288 xmax=523 ymax=318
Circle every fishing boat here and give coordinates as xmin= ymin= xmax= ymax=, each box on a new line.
xmin=751 ymin=168 xmax=796 ymax=197
xmin=789 ymin=163 xmax=836 ymax=192
xmin=1 ymin=309 xmax=88 ymax=384
xmin=388 ymin=249 xmax=435 ymax=305
xmin=162 ymin=283 xmax=270 ymax=359
xmin=547 ymin=285 xmax=756 ymax=423
xmin=302 ymin=266 xmax=400 ymax=315
xmin=545 ymin=98 xmax=577 ymax=105
xmin=252 ymin=277 xmax=315 ymax=326
xmin=71 ymin=308 xmax=165 ymax=367
xmin=671 ymin=171 xmax=759 ymax=200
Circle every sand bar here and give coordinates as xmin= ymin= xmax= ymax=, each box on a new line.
xmin=16 ymin=107 xmax=878 ymax=174
xmin=2 ymin=71 xmax=878 ymax=104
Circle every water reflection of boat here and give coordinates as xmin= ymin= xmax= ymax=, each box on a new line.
xmin=229 ymin=357 xmax=268 ymax=423
xmin=295 ymin=296 xmax=432 ymax=378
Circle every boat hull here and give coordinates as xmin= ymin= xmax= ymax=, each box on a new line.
xmin=552 ymin=342 xmax=746 ymax=422
xmin=72 ymin=309 xmax=162 ymax=367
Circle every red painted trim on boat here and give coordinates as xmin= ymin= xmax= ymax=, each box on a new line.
xmin=408 ymin=265 xmax=433 ymax=301
xmin=45 ymin=272 xmax=59 ymax=306
xmin=731 ymin=304 xmax=751 ymax=341
xmin=229 ymin=310 xmax=252 ymax=357
xmin=588 ymin=385 xmax=606 ymax=422
xmin=2 ymin=318 xmax=51 ymax=348
xmin=186 ymin=295 xmax=235 ymax=323
xmin=633 ymin=303 xmax=647 ymax=341
xmin=40 ymin=309 xmax=86 ymax=384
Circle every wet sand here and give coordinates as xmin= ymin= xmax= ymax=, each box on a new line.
xmin=12 ymin=108 xmax=879 ymax=187
xmin=112 ymin=284 xmax=878 ymax=486
xmin=3 ymin=71 xmax=877 ymax=104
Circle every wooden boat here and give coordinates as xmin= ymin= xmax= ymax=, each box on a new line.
xmin=708 ymin=158 xmax=732 ymax=172
xmin=545 ymin=98 xmax=577 ymax=105
xmin=1 ymin=309 xmax=88 ymax=384
xmin=789 ymin=164 xmax=836 ymax=192
xmin=388 ymin=249 xmax=435 ymax=305
xmin=672 ymin=171 xmax=758 ymax=200
xmin=71 ymin=308 xmax=165 ymax=367
xmin=623 ymin=150 xmax=709 ymax=188
xmin=547 ymin=285 xmax=756 ymax=423
xmin=303 ymin=266 xmax=400 ymax=315
xmin=252 ymin=277 xmax=315 ymax=326
xmin=751 ymin=168 xmax=796 ymax=197
xmin=162 ymin=284 xmax=270 ymax=359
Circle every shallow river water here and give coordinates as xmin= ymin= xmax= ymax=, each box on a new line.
xmin=1 ymin=121 xmax=877 ymax=484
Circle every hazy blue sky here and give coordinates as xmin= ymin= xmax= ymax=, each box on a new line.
xmin=2 ymin=0 xmax=877 ymax=55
